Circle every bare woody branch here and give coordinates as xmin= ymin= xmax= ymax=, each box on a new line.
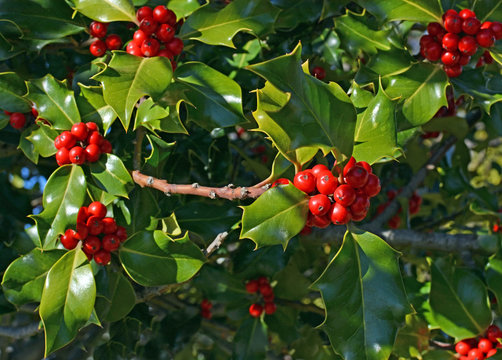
xmin=132 ymin=170 xmax=267 ymax=200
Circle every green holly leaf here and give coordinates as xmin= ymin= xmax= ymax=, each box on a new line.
xmin=240 ymin=184 xmax=309 ymax=249
xmin=144 ymin=134 xmax=176 ymax=169
xmin=334 ymin=11 xmax=391 ymax=56
xmin=393 ymin=314 xmax=430 ymax=359
xmin=312 ymin=229 xmax=413 ymax=360
xmin=249 ymin=43 xmax=357 ymax=164
xmin=180 ymin=0 xmax=280 ymax=47
xmin=429 ymin=257 xmax=492 ymax=340
xmin=271 ymin=0 xmax=323 ymax=30
xmin=473 ymin=0 xmax=502 ymax=22
xmin=353 ymin=81 xmax=400 ymax=164
xmin=2 ymin=249 xmax=65 ymax=306
xmin=0 ymin=0 xmax=85 ymax=40
xmin=486 ymin=251 xmax=502 ymax=314
xmin=119 ymin=231 xmax=206 ymax=286
xmin=167 ymin=0 xmax=206 ymax=18
xmin=26 ymin=123 xmax=58 ymax=157
xmin=134 ymin=97 xmax=187 ymax=134
xmin=95 ymin=270 xmax=135 ymax=322
xmin=233 ymin=317 xmax=268 ymax=360
xmin=73 ymin=0 xmax=137 ymax=23
xmin=18 ymin=125 xmax=40 ymax=164
xmin=355 ymin=0 xmax=442 ymax=24
xmin=40 ymin=247 xmax=96 ymax=356
xmin=26 ymin=74 xmax=80 ymax=130
xmin=164 ymin=62 xmax=246 ymax=131
xmin=0 ymin=72 xmax=31 ymax=113
xmin=77 ymin=85 xmax=118 ymax=134
xmin=89 ymin=153 xmax=133 ymax=198
xmin=93 ymin=52 xmax=173 ymax=130
xmin=385 ymin=63 xmax=449 ymax=126
xmin=31 ymin=165 xmax=87 ymax=249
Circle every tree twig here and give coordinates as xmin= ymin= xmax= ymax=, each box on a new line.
xmin=204 ymin=232 xmax=229 ymax=256
xmin=0 ymin=322 xmax=40 ymax=339
xmin=132 ymin=171 xmax=268 ymax=200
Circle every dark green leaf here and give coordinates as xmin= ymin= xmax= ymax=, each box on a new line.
xmin=429 ymin=257 xmax=492 ymax=339
xmin=240 ymin=184 xmax=309 ymax=249
xmin=355 ymin=0 xmax=442 ymax=24
xmin=77 ymin=85 xmax=118 ymax=133
xmin=120 ymin=231 xmax=205 ymax=286
xmin=485 ymin=251 xmax=502 ymax=314
xmin=473 ymin=0 xmax=502 ymax=22
xmin=233 ymin=317 xmax=268 ymax=360
xmin=271 ymin=0 xmax=323 ymax=30
xmin=89 ymin=154 xmax=133 ymax=198
xmin=73 ymin=0 xmax=137 ymax=23
xmin=2 ymin=249 xmax=65 ymax=305
xmin=40 ymin=247 xmax=96 ymax=356
xmin=26 ymin=123 xmax=58 ymax=157
xmin=312 ymin=229 xmax=413 ymax=360
xmin=0 ymin=72 xmax=31 ymax=113
xmin=96 ymin=270 xmax=135 ymax=322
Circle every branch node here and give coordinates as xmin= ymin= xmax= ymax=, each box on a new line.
xmin=192 ymin=182 xmax=199 ymax=188
xmin=240 ymin=187 xmax=249 ymax=198
xmin=209 ymin=191 xmax=217 ymax=199
xmin=262 ymin=184 xmax=271 ymax=190
xmin=147 ymin=176 xmax=154 ymax=186
xmin=227 ymin=184 xmax=235 ymax=188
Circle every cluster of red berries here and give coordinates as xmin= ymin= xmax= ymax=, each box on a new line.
xmin=311 ymin=66 xmax=326 ymax=80
xmin=54 ymin=122 xmax=111 ymax=166
xmin=455 ymin=325 xmax=502 ymax=359
xmin=245 ymin=277 xmax=277 ymax=317
xmin=376 ymin=189 xmax=422 ymax=229
xmin=273 ymin=157 xmax=381 ymax=232
xmin=4 ymin=107 xmax=45 ymax=129
xmin=125 ymin=5 xmax=183 ymax=66
xmin=420 ymin=9 xmax=501 ymax=77
xmin=59 ymin=201 xmax=127 ymax=265
xmin=88 ymin=21 xmax=123 ymax=57
xmin=200 ymin=299 xmax=212 ymax=319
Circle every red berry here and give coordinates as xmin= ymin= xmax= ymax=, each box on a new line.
xmin=442 ymin=32 xmax=459 ymax=51
xmin=69 ymin=146 xmax=86 ymax=165
xmin=90 ymin=39 xmax=106 ymax=57
xmin=245 ymin=279 xmax=259 ymax=293
xmin=481 ymin=21 xmax=492 ymax=30
xmin=153 ymin=5 xmax=176 ymax=24
xmin=94 ymin=250 xmax=111 ymax=265
xmin=263 ymin=293 xmax=274 ymax=302
xmin=477 ymin=29 xmax=496 ymax=48
xmin=100 ymin=139 xmax=112 ymax=153
xmin=165 ymin=37 xmax=184 ymax=55
xmin=459 ymin=9 xmax=476 ymax=19
xmin=271 ymin=178 xmax=290 ymax=188
xmin=330 ymin=202 xmax=351 ymax=225
xmin=444 ymin=64 xmax=462 ymax=77
xmin=87 ymin=216 xmax=104 ymax=236
xmin=31 ymin=107 xmax=38 ymax=117
xmin=456 ymin=341 xmax=472 ymax=355
xmin=259 ymin=283 xmax=273 ymax=297
xmin=71 ymin=122 xmax=88 ymax=141
xmin=102 ymin=234 xmax=120 ymax=252
xmin=89 ymin=21 xmax=108 ymax=38
xmin=257 ymin=276 xmax=268 ymax=286
xmin=85 ymin=144 xmax=101 ymax=163
xmin=299 ymin=225 xmax=312 ymax=235
xmin=343 ymin=157 xmax=356 ymax=176
xmin=355 ymin=161 xmax=372 ymax=174
xmin=61 ymin=229 xmax=79 ymax=250
xmin=85 ymin=122 xmax=98 ymax=132
xmin=59 ymin=131 xmax=76 ymax=149
xmin=490 ymin=22 xmax=502 ymax=40
xmin=458 ymin=36 xmax=478 ymax=55
xmin=126 ymin=42 xmax=142 ymax=56
xmin=427 ymin=22 xmax=443 ymax=36
xmin=420 ymin=34 xmax=436 ymax=48
xmin=333 ymin=184 xmax=356 ymax=206
xmin=363 ymin=173 xmax=381 ymax=197
xmin=316 ymin=171 xmax=338 ymax=195
xmin=462 ymin=17 xmax=481 ymax=35
xmin=345 ymin=165 xmax=369 ymax=188
xmin=486 ymin=349 xmax=497 ymax=357
xmin=444 ymin=14 xmax=463 ymax=33
xmin=9 ymin=113 xmax=26 ymax=129
xmin=139 ymin=17 xmax=158 ymax=35
xmin=309 ymin=194 xmax=331 ymax=216
xmin=441 ymin=50 xmax=460 ymax=65
xmin=388 ymin=214 xmax=401 ymax=229
xmin=54 ymin=135 xmax=62 ymax=149
xmin=141 ymin=37 xmax=160 ymax=57
xmin=83 ymin=236 xmax=101 ymax=254
xmin=116 ymin=226 xmax=128 ymax=242
xmin=201 ymin=309 xmax=212 ymax=319
xmin=249 ymin=303 xmax=263 ymax=318
xmin=105 ymin=34 xmax=122 ymax=50
xmin=56 ymin=148 xmax=70 ymax=166
xmin=423 ymin=41 xmax=442 ymax=61
xmin=476 ymin=57 xmax=485 ymax=67
xmin=311 ymin=66 xmax=326 ymax=80
xmin=132 ymin=30 xmax=148 ymax=47
xmin=387 ymin=189 xmax=398 ymax=200
xmin=156 ymin=23 xmax=175 ymax=43
xmin=351 ymin=210 xmax=367 ymax=222
xmin=87 ymin=131 xmax=103 ymax=145
xmin=468 ymin=348 xmax=485 ymax=360
xmin=311 ymin=164 xmax=329 ymax=177
xmin=77 ymin=206 xmax=89 ymax=224
xmin=264 ymin=302 xmax=276 ymax=315
xmin=88 ymin=201 xmax=107 ymax=218
xmin=201 ymin=299 xmax=212 ymax=310
xmin=311 ymin=214 xmax=331 ymax=228
xmin=102 ymin=217 xmax=117 ymax=234
xmin=293 ymin=171 xmax=316 ymax=194
xmin=75 ymin=222 xmax=88 ymax=240
xmin=478 ymin=339 xmax=493 ymax=353
xmin=435 ymin=28 xmax=447 ymax=42
xmin=350 ymin=194 xmax=370 ymax=216
xmin=158 ymin=49 xmax=174 ymax=59
xmin=484 ymin=50 xmax=494 ymax=64
xmin=136 ymin=6 xmax=153 ymax=22
xmin=442 ymin=9 xmax=458 ymax=21
xmin=458 ymin=54 xmax=471 ymax=65
xmin=486 ymin=325 xmax=502 ymax=343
